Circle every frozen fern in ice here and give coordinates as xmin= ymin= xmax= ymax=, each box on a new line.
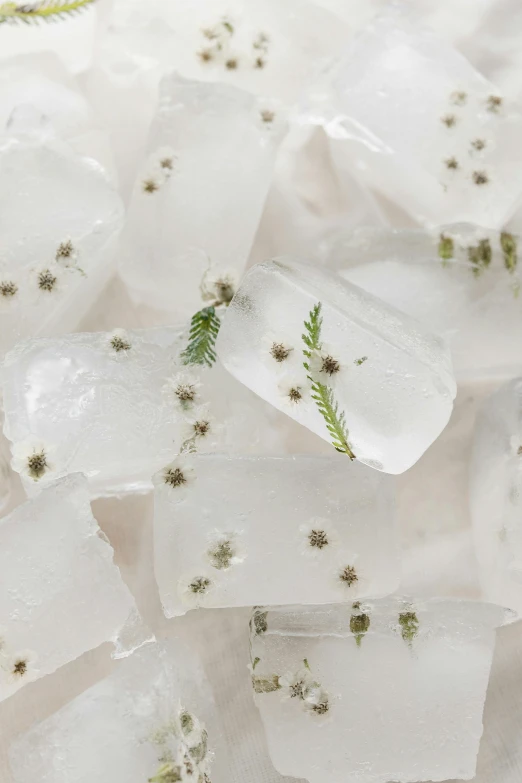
xmin=302 ymin=302 xmax=356 ymax=459
xmin=0 ymin=0 xmax=96 ymax=24
xmin=181 ymin=306 xmax=220 ymax=368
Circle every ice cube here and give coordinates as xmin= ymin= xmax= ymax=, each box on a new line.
xmin=216 ymin=259 xmax=456 ymax=474
xmin=0 ymin=114 xmax=123 ymax=361
xmin=303 ymin=13 xmax=522 ymax=229
xmin=1 ymin=325 xmax=287 ymax=497
xmin=9 ymin=640 xmax=227 ymax=783
xmin=330 ymin=225 xmax=522 ymax=382
xmin=250 ymin=598 xmax=507 ymax=783
xmin=0 ymin=473 xmax=146 ymax=704
xmin=470 ymin=378 xmax=522 ymax=613
xmin=119 ymin=73 xmax=285 ymax=318
xmin=153 ymin=453 xmax=398 ymax=616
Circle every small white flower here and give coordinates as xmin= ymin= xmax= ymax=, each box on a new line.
xmin=107 ymin=328 xmax=132 ymax=354
xmin=164 ymin=372 xmax=202 ymax=411
xmin=11 ymin=439 xmax=56 ymax=482
xmin=55 ymin=238 xmax=79 ymax=268
xmin=207 ymin=530 xmax=245 ymax=570
xmin=331 ymin=553 xmax=368 ymax=598
xmin=279 ymin=666 xmax=315 ymax=702
xmin=277 ymin=373 xmax=310 ymax=411
xmin=35 ymin=266 xmax=59 ymax=295
xmin=5 ymin=649 xmax=39 ymax=684
xmin=178 ymin=573 xmax=214 ymax=607
xmin=152 ymin=146 xmax=177 ymax=178
xmin=180 ymin=405 xmax=216 ymax=444
xmin=201 ymin=266 xmax=237 ymax=306
xmin=299 ymin=518 xmax=339 ymax=558
xmin=303 ymin=685 xmax=330 ymax=720
xmin=309 ymin=347 xmax=342 ymax=383
xmin=158 ymin=456 xmax=196 ymax=495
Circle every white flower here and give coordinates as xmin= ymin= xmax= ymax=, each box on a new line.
xmin=200 ymin=266 xmax=237 ymax=306
xmin=107 ymin=328 xmax=132 ymax=354
xmin=178 ymin=573 xmax=214 ymax=608
xmin=309 ymin=346 xmax=342 ymax=385
xmin=180 ymin=405 xmax=216 ymax=444
xmin=11 ymin=439 xmax=56 ymax=482
xmin=331 ymin=553 xmax=368 ymax=598
xmin=299 ymin=518 xmax=339 ymax=558
xmin=277 ymin=373 xmax=311 ymax=412
xmin=55 ymin=238 xmax=79 ymax=268
xmin=4 ymin=649 xmax=39 ymax=684
xmin=163 ymin=372 xmax=202 ymax=412
xmin=262 ymin=331 xmax=298 ymax=369
xmin=278 ymin=666 xmax=316 ymax=702
xmin=35 ymin=266 xmax=60 ymax=295
xmin=303 ymin=685 xmax=331 ymax=720
xmin=206 ymin=530 xmax=245 ymax=570
xmin=0 ymin=275 xmax=21 ymax=308
xmin=157 ymin=456 xmax=196 ymax=496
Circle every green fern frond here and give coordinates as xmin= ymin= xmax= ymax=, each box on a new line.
xmin=0 ymin=0 xmax=96 ymax=24
xmin=181 ymin=306 xmax=220 ymax=368
xmin=302 ymin=301 xmax=356 ymax=460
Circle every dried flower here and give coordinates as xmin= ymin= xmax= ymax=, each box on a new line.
xmin=260 ymin=109 xmax=275 ymax=123
xmin=486 ymin=95 xmax=502 ymax=112
xmin=254 ymin=57 xmax=266 ymax=69
xmin=11 ymin=440 xmax=56 ymax=482
xmin=299 ymin=519 xmax=338 ymax=557
xmin=270 ymin=342 xmax=292 ymax=362
xmin=441 ymin=114 xmax=456 ymax=128
xmin=354 ymin=356 xmax=368 ymax=366
xmin=279 ymin=667 xmax=314 ymax=701
xmin=399 ymin=610 xmax=419 ymax=646
xmin=225 ymin=58 xmax=238 ymax=70
xmin=160 ymin=157 xmax=174 ymax=171
xmin=198 ymin=48 xmax=214 ymax=63
xmin=207 ymin=535 xmax=241 ymax=570
xmin=278 ymin=376 xmax=309 ymax=411
xmin=338 ymin=564 xmax=358 ymax=588
xmin=444 ymin=156 xmax=459 ymax=170
xmin=321 ymin=355 xmax=340 ymax=376
xmin=188 ymin=576 xmax=211 ymax=595
xmin=472 ymin=170 xmax=489 ymax=185
xmin=164 ymin=467 xmax=187 ymax=488
xmin=143 ymin=178 xmax=160 ymax=194
xmin=109 ymin=329 xmax=131 ymax=352
xmin=55 ymin=239 xmax=75 ymax=263
xmin=38 ymin=269 xmax=57 ymax=292
xmin=471 ymin=138 xmax=486 ymax=151
xmin=252 ymin=674 xmax=280 ymax=693
xmin=6 ymin=650 xmax=38 ymax=684
xmin=165 ymin=372 xmax=201 ymax=410
xmin=0 ymin=280 xmax=17 ymax=297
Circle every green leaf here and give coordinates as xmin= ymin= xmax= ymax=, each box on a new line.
xmin=181 ymin=306 xmax=220 ymax=368
xmin=0 ymin=0 xmax=96 ymax=24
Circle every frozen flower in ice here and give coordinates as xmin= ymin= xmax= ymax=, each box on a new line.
xmin=350 ymin=602 xmax=371 ymax=647
xmin=473 ymin=170 xmax=489 ymax=186
xmin=161 ymin=457 xmax=195 ymax=491
xmin=5 ymin=649 xmax=38 ymax=684
xmin=299 ymin=518 xmax=338 ymax=557
xmin=225 ymin=57 xmax=238 ymax=70
xmin=444 ymin=156 xmax=459 ymax=170
xmin=471 ymin=138 xmax=486 ymax=152
xmin=338 ymin=564 xmax=358 ymax=588
xmin=0 ymin=280 xmax=18 ymax=298
xmin=11 ymin=440 xmax=56 ymax=482
xmin=450 ymin=90 xmax=467 ymax=106
xmin=143 ymin=177 xmax=160 ymax=194
xmin=331 ymin=553 xmax=366 ymax=596
xmin=55 ymin=238 xmax=78 ymax=267
xmin=181 ymin=406 xmax=215 ymax=442
xmin=486 ymin=94 xmax=502 ymax=113
xmin=179 ymin=574 xmax=213 ymax=607
xmin=201 ymin=268 xmax=237 ymax=306
xmin=37 ymin=268 xmax=58 ymax=293
xmin=108 ymin=328 xmax=132 ymax=353
xmin=441 ymin=114 xmax=457 ymax=128
xmin=207 ymin=531 xmax=244 ymax=570
xmin=164 ymin=372 xmax=202 ymax=411
xmin=279 ymin=666 xmax=315 ymax=701
xmin=270 ymin=341 xmax=293 ymax=363
xmin=309 ymin=347 xmax=342 ymax=381
xmin=260 ymin=109 xmax=275 ymax=123
xmin=303 ymin=685 xmax=330 ymax=718
xmin=277 ymin=374 xmax=310 ymax=411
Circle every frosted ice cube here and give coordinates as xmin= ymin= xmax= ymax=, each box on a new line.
xmin=470 ymin=378 xmax=522 ymax=613
xmin=304 ymin=13 xmax=522 ymax=229
xmin=153 ymin=454 xmax=398 ymax=617
xmin=250 ymin=598 xmax=507 ymax=783
xmin=332 ymin=226 xmax=522 ymax=382
xmin=0 ymin=116 xmax=123 ymax=361
xmin=9 ymin=641 xmax=227 ymax=783
xmin=0 ymin=474 xmax=145 ymax=704
xmin=216 ymin=259 xmax=456 ymax=474
xmin=119 ymin=74 xmax=285 ymax=318
xmin=1 ymin=325 xmax=287 ymax=497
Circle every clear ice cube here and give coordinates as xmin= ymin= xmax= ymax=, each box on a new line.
xmin=250 ymin=598 xmax=507 ymax=783
xmin=303 ymin=13 xmax=522 ymax=228
xmin=9 ymin=641 xmax=227 ymax=783
xmin=119 ymin=73 xmax=286 ymax=318
xmin=1 ymin=325 xmax=287 ymax=497
xmin=153 ymin=453 xmax=399 ymax=616
xmin=0 ymin=473 xmax=144 ymax=704
xmin=216 ymin=258 xmax=456 ymax=474
xmin=470 ymin=378 xmax=522 ymax=614
xmin=0 ymin=115 xmax=123 ymax=361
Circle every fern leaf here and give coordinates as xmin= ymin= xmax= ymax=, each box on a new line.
xmin=302 ymin=301 xmax=356 ymax=460
xmin=0 ymin=0 xmax=96 ymax=24
xmin=181 ymin=306 xmax=220 ymax=368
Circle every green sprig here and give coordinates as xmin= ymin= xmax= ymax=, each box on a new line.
xmin=181 ymin=306 xmax=220 ymax=368
xmin=0 ymin=0 xmax=96 ymax=24
xmin=302 ymin=302 xmax=356 ymax=460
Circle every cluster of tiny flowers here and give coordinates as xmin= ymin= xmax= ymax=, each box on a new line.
xmin=197 ymin=16 xmax=271 ymax=72
xmin=142 ymin=147 xmax=177 ymax=195
xmin=278 ymin=661 xmax=330 ymax=719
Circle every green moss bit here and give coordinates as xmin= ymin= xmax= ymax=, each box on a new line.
xmin=27 ymin=450 xmax=48 ymax=480
xmin=38 ymin=269 xmax=57 ymax=291
xmin=444 ymin=156 xmax=459 ymax=170
xmin=0 ymin=0 xmax=96 ymax=24
xmin=303 ymin=302 xmax=356 ymax=459
xmin=188 ymin=576 xmax=211 ymax=595
xmin=354 ymin=356 xmax=367 ymax=366
xmin=164 ymin=467 xmax=187 ymax=487
xmin=252 ymin=656 xmax=260 ymax=670
xmin=252 ymin=608 xmax=268 ymax=635
xmin=252 ymin=674 xmax=280 ymax=693
xmin=0 ymin=280 xmax=17 ymax=297
xmin=399 ymin=611 xmax=419 ymax=646
xmin=56 ymin=239 xmax=74 ymax=261
xmin=270 ymin=342 xmax=292 ymax=362
xmin=468 ymin=239 xmax=492 ymax=277
xmin=501 ymin=232 xmax=517 ymax=273
xmin=179 ymin=711 xmax=194 ymax=736
xmin=350 ymin=602 xmax=370 ymax=647
xmin=339 ymin=564 xmax=358 ymax=587
xmin=451 ymin=90 xmax=467 ymax=106
xmin=441 ymin=114 xmax=456 ymax=128
xmin=438 ymin=233 xmax=454 ymax=262
xmin=189 ymin=730 xmax=208 ymax=764
xmin=487 ymin=95 xmax=502 ymax=112
xmin=221 ymin=17 xmax=234 ymax=34
xmin=181 ymin=306 xmax=220 ymax=368
xmin=110 ymin=335 xmax=131 ymax=352
xmin=148 ymin=762 xmax=183 ymax=783
xmin=208 ymin=539 xmax=234 ymax=570
xmin=253 ymin=31 xmax=269 ymax=51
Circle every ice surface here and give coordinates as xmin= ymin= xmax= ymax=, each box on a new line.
xmin=250 ymin=598 xmax=507 ymax=783
xmin=0 ymin=474 xmax=145 ymax=704
xmin=9 ymin=641 xmax=227 ymax=783
xmin=330 ymin=225 xmax=522 ymax=382
xmin=153 ymin=454 xmax=398 ymax=616
xmin=470 ymin=378 xmax=522 ymax=614
xmin=216 ymin=258 xmax=456 ymax=474
xmin=303 ymin=13 xmax=522 ymax=229
xmin=119 ymin=74 xmax=285 ymax=318
xmin=1 ymin=325 xmax=287 ymax=497
xmin=0 ymin=114 xmax=123 ymax=361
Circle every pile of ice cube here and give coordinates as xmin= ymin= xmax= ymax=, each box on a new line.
xmin=0 ymin=1 xmax=521 ymax=782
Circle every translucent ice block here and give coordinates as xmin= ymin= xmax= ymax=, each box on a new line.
xmin=119 ymin=73 xmax=286 ymax=318
xmin=303 ymin=13 xmax=522 ymax=229
xmin=330 ymin=225 xmax=522 ymax=382
xmin=153 ymin=454 xmax=398 ymax=616
xmin=250 ymin=598 xmax=507 ymax=783
xmin=470 ymin=378 xmax=522 ymax=614
xmin=10 ymin=641 xmax=227 ymax=783
xmin=1 ymin=325 xmax=287 ymax=497
xmin=216 ymin=259 xmax=456 ymax=474
xmin=0 ymin=113 xmax=123 ymax=361
xmin=0 ymin=474 xmax=146 ymax=704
